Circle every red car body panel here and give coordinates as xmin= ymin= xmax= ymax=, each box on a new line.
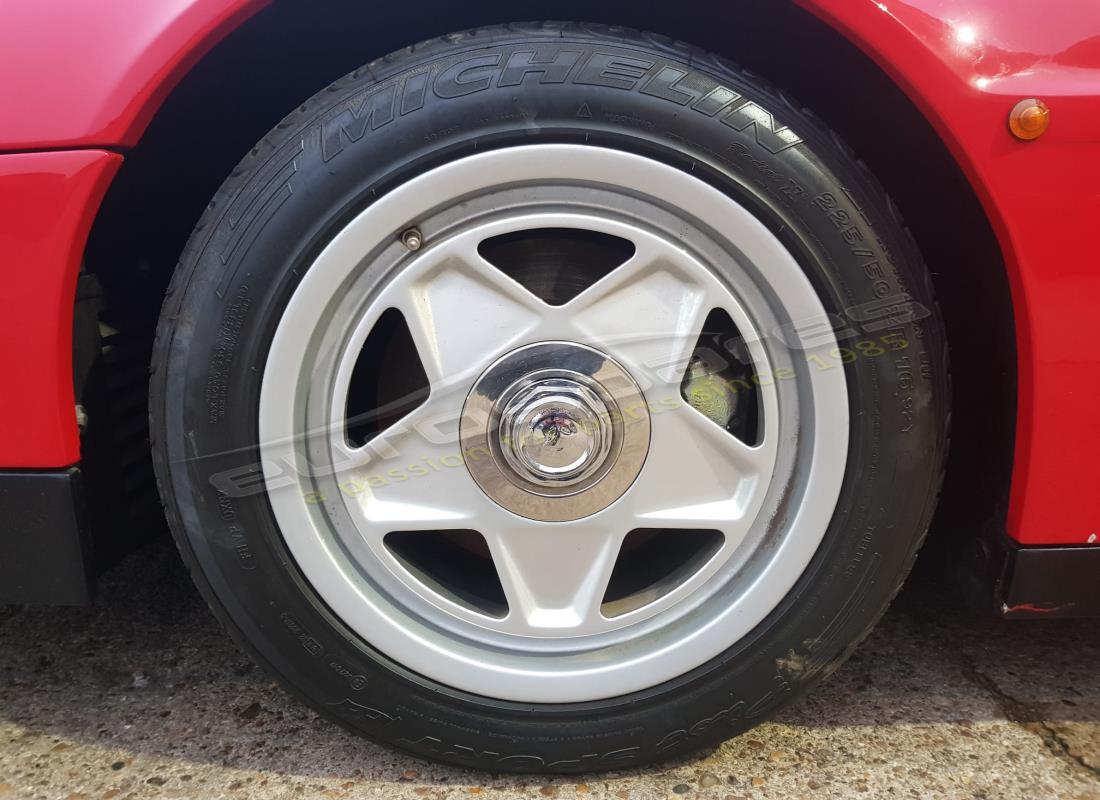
xmin=801 ymin=0 xmax=1100 ymax=546
xmin=0 ymin=0 xmax=1097 ymax=547
xmin=0 ymin=151 xmax=121 ymax=465
xmin=0 ymin=0 xmax=268 ymax=151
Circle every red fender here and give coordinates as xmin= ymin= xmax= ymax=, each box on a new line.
xmin=1 ymin=0 xmax=1098 ymax=546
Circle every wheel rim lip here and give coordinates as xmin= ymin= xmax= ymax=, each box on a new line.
xmin=258 ymin=144 xmax=849 ymax=702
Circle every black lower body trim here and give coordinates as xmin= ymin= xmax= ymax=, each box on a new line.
xmin=999 ymin=541 xmax=1100 ymax=618
xmin=0 ymin=468 xmax=94 ymax=605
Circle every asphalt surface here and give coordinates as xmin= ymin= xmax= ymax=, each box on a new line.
xmin=0 ymin=539 xmax=1096 ymax=800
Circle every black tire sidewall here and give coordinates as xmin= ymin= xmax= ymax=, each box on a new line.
xmin=153 ymin=28 xmax=947 ymax=772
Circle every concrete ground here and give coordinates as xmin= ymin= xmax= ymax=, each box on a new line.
xmin=0 ymin=540 xmax=1096 ymax=800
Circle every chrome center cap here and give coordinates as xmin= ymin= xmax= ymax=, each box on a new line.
xmin=460 ymin=342 xmax=651 ymax=522
xmin=499 ymin=379 xmax=613 ymax=487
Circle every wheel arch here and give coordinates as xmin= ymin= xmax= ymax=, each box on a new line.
xmin=79 ymin=0 xmax=1015 ymax=561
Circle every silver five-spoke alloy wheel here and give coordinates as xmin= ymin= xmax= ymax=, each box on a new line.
xmin=259 ymin=144 xmax=848 ymax=703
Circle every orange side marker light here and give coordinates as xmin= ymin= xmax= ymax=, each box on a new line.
xmin=1009 ymin=98 xmax=1050 ymax=141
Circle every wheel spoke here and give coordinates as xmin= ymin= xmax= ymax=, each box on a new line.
xmin=396 ymin=238 xmax=546 ymax=387
xmin=487 ymin=523 xmax=623 ymax=633
xmin=332 ymin=403 xmax=484 ymax=533
xmin=565 ymin=243 xmax=712 ymax=389
xmin=628 ymin=401 xmax=771 ymax=541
